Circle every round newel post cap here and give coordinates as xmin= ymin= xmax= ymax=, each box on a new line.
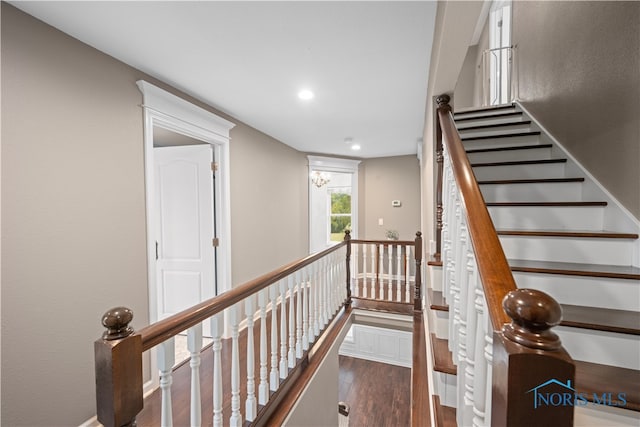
xmin=415 ymin=231 xmax=422 ymax=238
xmin=101 ymin=306 xmax=134 ymax=340
xmin=344 ymin=229 xmax=351 ymax=240
xmin=436 ymin=94 xmax=451 ymax=107
xmin=502 ymin=289 xmax=562 ymax=350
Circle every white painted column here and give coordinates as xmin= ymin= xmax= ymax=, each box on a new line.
xmin=228 ymin=305 xmax=242 ymax=427
xmin=258 ymin=289 xmax=270 ymax=404
xmin=302 ymin=267 xmax=309 ymax=351
xmin=158 ymin=338 xmax=175 ymax=427
xmin=295 ymin=271 xmax=303 ymax=358
xmin=210 ymin=313 xmax=223 ymax=427
xmin=362 ymin=243 xmax=368 ymax=298
xmin=188 ymin=324 xmax=203 ymax=427
xmin=245 ymin=296 xmax=257 ymax=422
xmin=287 ymin=275 xmax=296 ymax=368
xmin=279 ymin=279 xmax=288 ymax=379
xmin=269 ymin=283 xmax=280 ymax=391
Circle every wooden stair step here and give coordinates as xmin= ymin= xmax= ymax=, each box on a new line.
xmin=431 ymin=333 xmax=456 ymax=375
xmin=575 ymin=360 xmax=640 ymax=412
xmin=478 ymin=177 xmax=585 ymax=185
xmin=457 ymin=120 xmax=532 ymax=132
xmin=467 ymin=143 xmax=551 ymax=154
xmin=497 ymin=230 xmax=638 ymax=239
xmin=487 ymin=201 xmax=607 ymax=207
xmin=455 ymin=111 xmax=523 ymax=123
xmin=508 ymin=259 xmax=640 ymax=280
xmin=560 ymin=304 xmax=640 ymax=335
xmin=471 ymin=158 xmax=566 ymax=167
xmin=461 ymin=131 xmax=541 ymax=141
xmin=433 ymin=395 xmax=457 ymax=427
xmin=428 ymin=289 xmax=448 ymax=312
xmin=454 ymin=104 xmax=516 ymax=116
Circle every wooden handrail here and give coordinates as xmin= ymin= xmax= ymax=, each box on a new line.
xmin=139 ymin=240 xmax=348 ymax=350
xmin=437 ymin=96 xmax=514 ymax=330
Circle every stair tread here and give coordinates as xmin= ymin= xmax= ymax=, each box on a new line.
xmin=478 ymin=177 xmax=585 ymax=185
xmin=560 ymin=304 xmax=640 ymax=335
xmin=433 ymin=395 xmax=457 ymax=427
xmin=457 ymin=120 xmax=532 ymax=132
xmin=454 ymin=104 xmax=516 ymax=116
xmin=508 ymin=258 xmax=640 ymax=280
xmin=487 ymin=201 xmax=607 ymax=207
xmin=428 ymin=289 xmax=448 ymax=311
xmin=466 ymin=143 xmax=551 ymax=154
xmin=498 ymin=229 xmax=638 ymax=239
xmin=471 ymin=158 xmax=566 ymax=167
xmin=431 ymin=333 xmax=456 ymax=375
xmin=454 ymin=111 xmax=523 ymax=123
xmin=462 ymin=131 xmax=541 ymax=141
xmin=575 ymin=360 xmax=640 ymax=412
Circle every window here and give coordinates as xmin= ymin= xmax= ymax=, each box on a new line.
xmin=329 ymin=187 xmax=352 ymax=242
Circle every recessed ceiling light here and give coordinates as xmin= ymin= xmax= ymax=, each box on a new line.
xmin=298 ymin=89 xmax=314 ymax=100
xmin=351 ymin=144 xmax=361 ymax=151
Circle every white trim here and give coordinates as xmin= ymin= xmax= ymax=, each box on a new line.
xmin=308 ymin=156 xmax=361 ymax=252
xmin=471 ymin=0 xmax=492 ymax=45
xmin=137 ymin=80 xmax=236 ymax=387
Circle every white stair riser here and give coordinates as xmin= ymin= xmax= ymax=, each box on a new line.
xmin=473 ymin=162 xmax=566 ymax=181
xmin=429 ymin=266 xmax=443 ymax=292
xmin=454 ymin=107 xmax=518 ymax=121
xmin=575 ymin=402 xmax=640 ymax=426
xmin=456 ymin=116 xmax=527 ymax=130
xmin=555 ymin=327 xmax=640 ymax=370
xmin=499 ymin=235 xmax=636 ymax=266
xmin=434 ymin=371 xmax=457 ymax=408
xmin=462 ymin=134 xmax=540 ymax=150
xmin=489 ymin=206 xmax=604 ymax=230
xmin=458 ymin=123 xmax=533 ymax=139
xmin=480 ymin=181 xmax=583 ymax=202
xmin=429 ymin=309 xmax=449 ymax=340
xmin=513 ymin=272 xmax=640 ymax=312
xmin=468 ymin=147 xmax=552 ymax=163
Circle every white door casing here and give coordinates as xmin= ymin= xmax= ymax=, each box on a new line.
xmin=154 ymin=145 xmax=215 ymax=321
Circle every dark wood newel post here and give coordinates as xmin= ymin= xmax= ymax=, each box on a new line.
xmin=492 ymin=289 xmax=575 ymax=426
xmin=434 ymin=94 xmax=451 ymax=262
xmin=413 ymin=231 xmax=423 ymax=311
xmin=95 ymin=307 xmax=143 ymax=427
xmin=344 ymin=230 xmax=352 ymax=305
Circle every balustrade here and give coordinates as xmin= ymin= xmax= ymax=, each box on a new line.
xmin=435 ymin=94 xmax=574 ymax=426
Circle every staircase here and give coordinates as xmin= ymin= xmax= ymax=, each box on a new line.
xmin=428 ymin=103 xmax=640 ymax=426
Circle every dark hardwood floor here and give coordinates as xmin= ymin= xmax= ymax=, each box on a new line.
xmin=339 ymin=355 xmax=411 ymax=427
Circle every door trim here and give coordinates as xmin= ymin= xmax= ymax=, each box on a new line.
xmin=138 ymin=80 xmax=235 ymax=327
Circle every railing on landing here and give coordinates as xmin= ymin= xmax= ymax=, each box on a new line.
xmin=94 ymin=231 xmax=424 ymax=427
xmin=434 ymin=94 xmax=575 ymax=426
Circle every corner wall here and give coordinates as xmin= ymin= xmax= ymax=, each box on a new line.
xmin=513 ymin=1 xmax=639 ymax=218
xmin=1 ymin=4 xmax=308 ymax=425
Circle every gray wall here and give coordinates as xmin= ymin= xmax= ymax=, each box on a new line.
xmin=360 ymin=156 xmax=421 ymax=241
xmin=1 ymin=4 xmax=308 ymax=425
xmin=513 ymin=1 xmax=640 ymax=218
xmin=455 ymin=1 xmax=640 ymax=218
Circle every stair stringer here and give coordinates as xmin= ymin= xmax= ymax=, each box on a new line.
xmin=515 ymin=101 xmax=640 ymax=267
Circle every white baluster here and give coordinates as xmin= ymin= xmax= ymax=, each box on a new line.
xmin=378 ymin=244 xmax=383 ymax=300
xmin=370 ymin=243 xmax=376 ymax=298
xmin=313 ymin=262 xmax=320 ymax=337
xmin=158 ymin=338 xmax=175 ymax=427
xmin=322 ymin=257 xmax=329 ymax=326
xmin=229 ymin=305 xmax=242 ymax=427
xmin=362 ymin=243 xmax=368 ymax=298
xmin=396 ymin=244 xmax=402 ymax=302
xmin=295 ymin=271 xmax=303 ymax=358
xmin=484 ymin=308 xmax=494 ymax=427
xmin=310 ymin=263 xmax=318 ymax=343
xmin=353 ymin=243 xmax=359 ymax=298
xmin=211 ymin=314 xmax=223 ymax=427
xmin=258 ymin=289 xmax=270 ymax=404
xmin=463 ymin=253 xmax=478 ymax=427
xmin=188 ymin=324 xmax=203 ymax=427
xmin=245 ymin=295 xmax=257 ymax=422
xmin=405 ymin=245 xmax=411 ymax=303
xmin=386 ymin=244 xmax=392 ymax=301
xmin=279 ymin=279 xmax=288 ymax=379
xmin=472 ymin=290 xmax=487 ymax=427
xmin=302 ymin=267 xmax=309 ymax=351
xmin=269 ymin=284 xmax=280 ymax=391
xmin=456 ymin=228 xmax=470 ymax=427
xmin=287 ymin=275 xmax=296 ymax=368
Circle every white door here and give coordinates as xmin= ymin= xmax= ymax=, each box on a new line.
xmin=154 ymin=145 xmax=216 ymax=323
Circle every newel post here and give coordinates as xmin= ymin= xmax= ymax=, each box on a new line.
xmin=95 ymin=307 xmax=143 ymax=427
xmin=344 ymin=230 xmax=352 ymax=305
xmin=413 ymin=231 xmax=423 ymax=311
xmin=492 ymin=289 xmax=575 ymax=426
xmin=434 ymin=94 xmax=451 ymax=262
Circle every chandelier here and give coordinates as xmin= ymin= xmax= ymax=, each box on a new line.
xmin=311 ymin=171 xmax=331 ymax=188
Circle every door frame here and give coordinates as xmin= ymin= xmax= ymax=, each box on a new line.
xmin=138 ymin=80 xmax=235 ymax=328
